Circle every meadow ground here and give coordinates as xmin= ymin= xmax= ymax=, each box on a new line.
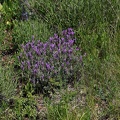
xmin=0 ymin=0 xmax=120 ymax=120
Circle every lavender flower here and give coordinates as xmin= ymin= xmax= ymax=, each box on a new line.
xmin=27 ymin=60 xmax=31 ymax=69
xmin=18 ymin=28 xmax=85 ymax=86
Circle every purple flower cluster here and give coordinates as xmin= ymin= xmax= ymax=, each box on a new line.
xmin=18 ymin=28 xmax=83 ymax=84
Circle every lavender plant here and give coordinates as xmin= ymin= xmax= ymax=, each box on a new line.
xmin=18 ymin=28 xmax=84 ymax=88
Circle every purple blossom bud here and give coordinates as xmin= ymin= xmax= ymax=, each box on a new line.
xmin=66 ymin=61 xmax=70 ymax=65
xmin=21 ymin=65 xmax=24 ymax=70
xmin=53 ymin=52 xmax=59 ymax=59
xmin=70 ymin=31 xmax=74 ymax=35
xmin=41 ymin=61 xmax=44 ymax=65
xmin=68 ymin=28 xmax=75 ymax=35
xmin=51 ymin=66 xmax=54 ymax=70
xmin=25 ymin=42 xmax=30 ymax=49
xmin=64 ymin=58 xmax=66 ymax=62
xmin=76 ymin=47 xmax=79 ymax=51
xmin=28 ymin=52 xmax=33 ymax=59
xmin=66 ymin=34 xmax=70 ymax=39
xmin=68 ymin=48 xmax=73 ymax=54
xmin=58 ymin=48 xmax=61 ymax=53
xmin=68 ymin=40 xmax=74 ymax=45
xmin=21 ymin=61 xmax=25 ymax=70
xmin=58 ymin=43 xmax=61 ymax=48
xmin=54 ymin=34 xmax=58 ymax=39
xmin=62 ymin=30 xmax=67 ymax=36
xmin=46 ymin=63 xmax=51 ymax=70
xmin=62 ymin=49 xmax=67 ymax=53
xmin=34 ymin=64 xmax=39 ymax=69
xmin=21 ymin=61 xmax=25 ymax=65
xmin=33 ymin=46 xmax=39 ymax=55
xmin=49 ymin=37 xmax=54 ymax=43
xmin=61 ymin=38 xmax=65 ymax=43
xmin=38 ymin=42 xmax=44 ymax=48
xmin=50 ymin=43 xmax=55 ymax=50
xmin=33 ymin=69 xmax=38 ymax=75
xmin=68 ymin=28 xmax=73 ymax=32
xmin=43 ymin=42 xmax=48 ymax=49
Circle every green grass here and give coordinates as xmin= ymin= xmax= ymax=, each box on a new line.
xmin=0 ymin=63 xmax=17 ymax=119
xmin=0 ymin=63 xmax=17 ymax=100
xmin=0 ymin=0 xmax=120 ymax=119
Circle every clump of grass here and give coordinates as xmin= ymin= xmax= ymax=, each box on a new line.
xmin=0 ymin=63 xmax=17 ymax=119
xmin=12 ymin=20 xmax=53 ymax=50
xmin=26 ymin=0 xmax=119 ymax=31
xmin=0 ymin=64 xmax=17 ymax=100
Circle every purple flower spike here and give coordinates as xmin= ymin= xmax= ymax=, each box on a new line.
xmin=21 ymin=65 xmax=24 ymax=70
xmin=54 ymin=34 xmax=58 ymax=39
xmin=68 ymin=28 xmax=75 ymax=35
xmin=62 ymin=30 xmax=67 ymax=36
xmin=34 ymin=64 xmax=39 ymax=69
xmin=25 ymin=42 xmax=30 ymax=49
xmin=68 ymin=28 xmax=73 ymax=31
xmin=63 ymin=49 xmax=67 ymax=53
xmin=68 ymin=49 xmax=73 ymax=54
xmin=46 ymin=63 xmax=51 ymax=70
xmin=50 ymin=43 xmax=55 ymax=50
xmin=66 ymin=34 xmax=70 ymax=39
xmin=44 ymin=42 xmax=48 ymax=49
xmin=28 ymin=52 xmax=33 ymax=59
xmin=61 ymin=38 xmax=65 ymax=43
xmin=53 ymin=52 xmax=59 ymax=59
xmin=69 ymin=40 xmax=74 ymax=46
xmin=49 ymin=37 xmax=54 ymax=43
xmin=66 ymin=61 xmax=70 ymax=65
xmin=33 ymin=69 xmax=38 ymax=75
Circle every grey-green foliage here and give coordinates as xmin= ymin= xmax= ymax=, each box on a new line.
xmin=0 ymin=64 xmax=17 ymax=100
xmin=12 ymin=20 xmax=53 ymax=49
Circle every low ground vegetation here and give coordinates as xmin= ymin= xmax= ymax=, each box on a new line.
xmin=0 ymin=0 xmax=120 ymax=120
